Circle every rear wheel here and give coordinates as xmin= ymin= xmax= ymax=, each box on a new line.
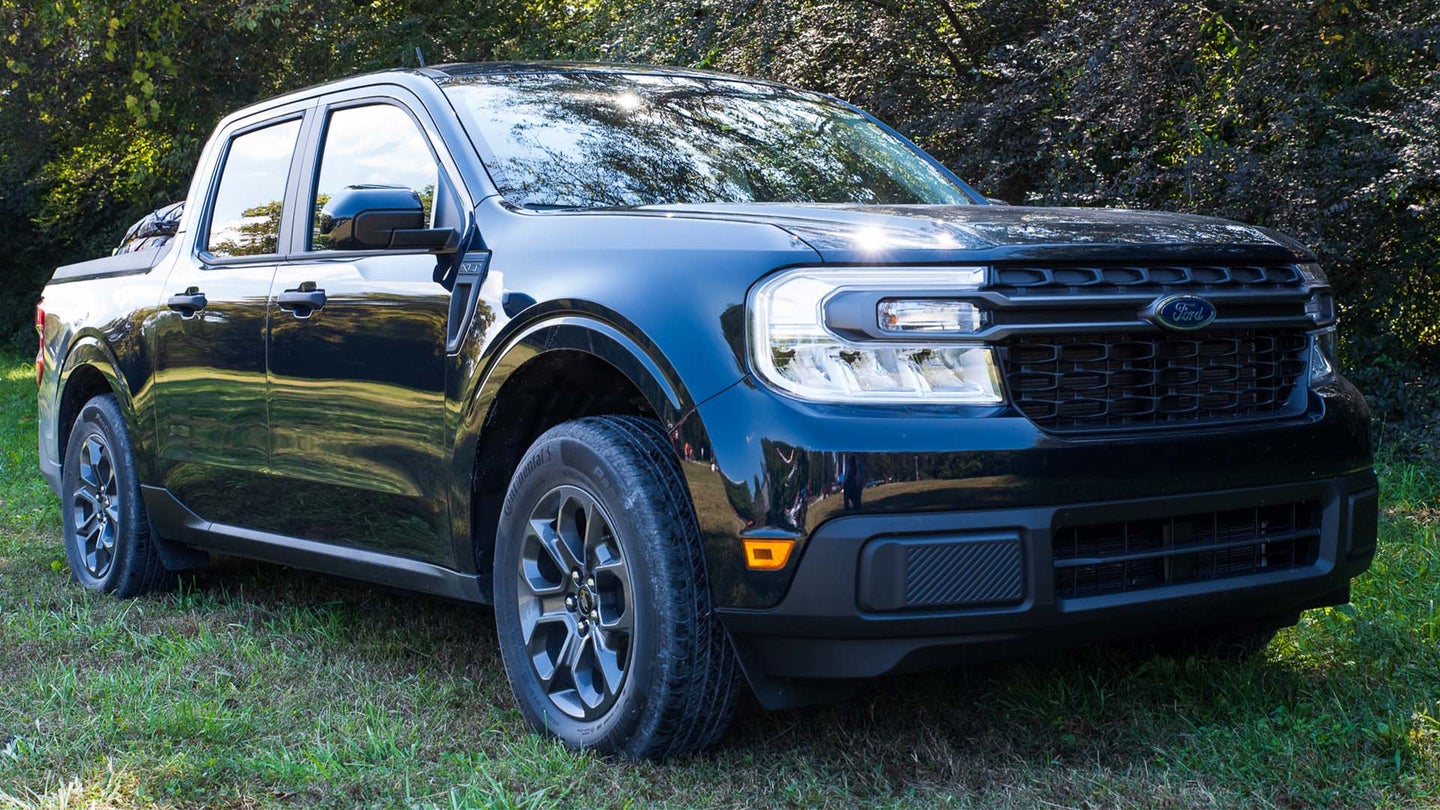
xmin=61 ymin=394 xmax=174 ymax=597
xmin=494 ymin=416 xmax=738 ymax=759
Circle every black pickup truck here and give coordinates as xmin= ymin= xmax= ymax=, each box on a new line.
xmin=35 ymin=62 xmax=1378 ymax=759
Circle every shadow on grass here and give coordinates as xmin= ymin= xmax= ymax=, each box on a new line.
xmin=164 ymin=550 xmax=1436 ymax=807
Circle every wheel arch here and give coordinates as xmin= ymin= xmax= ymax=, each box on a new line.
xmin=54 ymin=337 xmax=142 ymax=477
xmin=450 ymin=314 xmax=704 ymax=594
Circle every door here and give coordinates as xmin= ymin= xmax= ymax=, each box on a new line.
xmin=150 ymin=116 xmax=303 ymax=526
xmin=260 ymin=100 xmax=458 ymax=563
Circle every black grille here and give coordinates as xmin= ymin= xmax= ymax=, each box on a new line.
xmin=1053 ymin=501 xmax=1321 ymax=600
xmin=904 ymin=539 xmax=1024 ymax=608
xmin=991 ymin=263 xmax=1304 ymax=296
xmin=1003 ymin=330 xmax=1309 ymax=431
xmin=858 ymin=535 xmax=1024 ymax=611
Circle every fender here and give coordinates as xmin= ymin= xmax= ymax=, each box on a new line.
xmin=54 ymin=336 xmax=144 ymax=468
xmin=473 ymin=313 xmax=692 ymax=426
xmin=446 ymin=311 xmax=711 ymax=566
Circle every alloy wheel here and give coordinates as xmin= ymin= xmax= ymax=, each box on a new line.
xmin=517 ymin=485 xmax=634 ymax=720
xmin=71 ymin=432 xmax=121 ymax=579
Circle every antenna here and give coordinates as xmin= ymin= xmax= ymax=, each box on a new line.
xmin=415 ymin=46 xmax=426 ymax=68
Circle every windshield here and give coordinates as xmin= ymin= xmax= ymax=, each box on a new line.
xmin=442 ymin=72 xmax=973 ymax=209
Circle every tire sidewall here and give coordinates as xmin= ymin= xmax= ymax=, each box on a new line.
xmin=494 ymin=428 xmax=671 ymax=752
xmin=61 ymin=396 xmax=144 ymax=593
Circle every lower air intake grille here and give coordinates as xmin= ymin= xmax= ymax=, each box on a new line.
xmin=1053 ymin=501 xmax=1322 ymax=600
xmin=1004 ymin=330 xmax=1310 ymax=432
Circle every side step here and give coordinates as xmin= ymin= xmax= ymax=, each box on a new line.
xmin=141 ymin=485 xmax=491 ymax=604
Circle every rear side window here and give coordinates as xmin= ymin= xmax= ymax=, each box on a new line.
xmin=308 ymin=104 xmax=441 ymax=251
xmin=205 ymin=119 xmax=302 ymax=258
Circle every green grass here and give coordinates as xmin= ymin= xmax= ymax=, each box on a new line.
xmin=2 ymin=352 xmax=1437 ymax=809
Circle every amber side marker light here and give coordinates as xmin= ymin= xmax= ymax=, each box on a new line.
xmin=743 ymin=538 xmax=795 ymax=571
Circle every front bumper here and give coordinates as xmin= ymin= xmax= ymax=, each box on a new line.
xmin=675 ymin=375 xmax=1377 ymax=706
xmin=716 ymin=470 xmax=1375 ymax=702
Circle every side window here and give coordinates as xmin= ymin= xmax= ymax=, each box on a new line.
xmin=205 ymin=119 xmax=302 ymax=258
xmin=309 ymin=104 xmax=443 ymax=251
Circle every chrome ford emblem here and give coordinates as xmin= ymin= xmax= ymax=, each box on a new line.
xmin=1145 ymin=294 xmax=1217 ymax=331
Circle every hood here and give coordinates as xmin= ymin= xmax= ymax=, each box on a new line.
xmin=609 ymin=202 xmax=1312 ymax=264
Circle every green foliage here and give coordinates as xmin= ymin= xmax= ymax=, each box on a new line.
xmin=1 ymin=0 xmax=1437 ymax=439
xmin=0 ymin=0 xmax=600 ymax=347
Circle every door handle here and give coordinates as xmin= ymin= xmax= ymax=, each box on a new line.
xmin=277 ymin=287 xmax=327 ymax=318
xmin=167 ymin=288 xmax=207 ymax=316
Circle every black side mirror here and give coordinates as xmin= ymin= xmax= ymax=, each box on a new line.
xmin=318 ymin=185 xmax=459 ymax=252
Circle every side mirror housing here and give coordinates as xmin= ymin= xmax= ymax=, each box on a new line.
xmin=318 ymin=185 xmax=457 ymax=252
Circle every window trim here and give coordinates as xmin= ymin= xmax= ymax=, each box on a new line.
xmin=294 ymin=93 xmax=470 ymax=258
xmin=195 ymin=112 xmax=312 ymax=266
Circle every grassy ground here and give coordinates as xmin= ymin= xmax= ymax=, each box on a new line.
xmin=1 ymin=354 xmax=1437 ymax=809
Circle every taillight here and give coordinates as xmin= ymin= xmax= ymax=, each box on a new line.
xmin=34 ymin=304 xmax=44 ymax=386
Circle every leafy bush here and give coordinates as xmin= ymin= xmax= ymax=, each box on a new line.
xmin=2 ymin=0 xmax=1436 ymax=441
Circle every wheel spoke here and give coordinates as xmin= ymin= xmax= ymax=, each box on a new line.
xmin=593 ymin=542 xmax=631 ymax=638
xmin=554 ymin=491 xmax=592 ymax=570
xmin=573 ymin=636 xmax=610 ymax=710
xmin=535 ymin=619 xmax=583 ymax=694
xmin=597 ymin=602 xmax=632 ymax=636
xmin=591 ymin=633 xmax=626 ymax=697
xmin=78 ymin=438 xmax=102 ymax=490
xmin=74 ymin=487 xmax=99 ymax=511
xmin=93 ymin=535 xmax=111 ymax=572
xmin=520 ymin=601 xmax=570 ymax=647
xmin=96 ymin=450 xmax=115 ymax=497
xmin=518 ymin=564 xmax=565 ymax=598
xmin=72 ymin=493 xmax=98 ymax=534
xmin=581 ymin=499 xmax=608 ymax=564
xmin=562 ymin=626 xmax=587 ymax=674
xmin=98 ymin=523 xmax=117 ymax=551
xmin=531 ymin=517 xmax=581 ymax=575
xmin=593 ymin=553 xmax=628 ymax=587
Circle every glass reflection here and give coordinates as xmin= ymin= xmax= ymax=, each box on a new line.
xmin=444 ymin=73 xmax=971 ymax=208
xmin=310 ymin=104 xmax=440 ymax=250
xmin=206 ymin=119 xmax=301 ymax=257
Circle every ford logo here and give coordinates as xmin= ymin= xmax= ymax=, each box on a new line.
xmin=1145 ymin=294 xmax=1217 ymax=331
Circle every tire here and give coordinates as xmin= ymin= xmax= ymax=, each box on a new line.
xmin=493 ymin=415 xmax=739 ymax=760
xmin=60 ymin=394 xmax=174 ymax=597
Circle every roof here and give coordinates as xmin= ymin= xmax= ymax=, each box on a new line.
xmin=211 ymin=61 xmax=802 ymax=135
xmin=425 ymin=60 xmax=780 ymax=85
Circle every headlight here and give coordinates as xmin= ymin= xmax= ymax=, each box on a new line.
xmin=1297 ymin=262 xmax=1329 ymax=287
xmin=877 ymin=299 xmax=984 ymax=333
xmin=1310 ymin=327 xmax=1338 ymax=384
xmin=1298 ymin=262 xmax=1336 ymax=326
xmin=748 ymin=267 xmax=1003 ymax=403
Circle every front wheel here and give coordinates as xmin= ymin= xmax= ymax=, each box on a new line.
xmin=493 ymin=416 xmax=739 ymax=760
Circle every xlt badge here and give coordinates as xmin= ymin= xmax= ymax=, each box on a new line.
xmin=1145 ymin=294 xmax=1217 ymax=330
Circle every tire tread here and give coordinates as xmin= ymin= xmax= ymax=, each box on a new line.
xmin=497 ymin=414 xmax=739 ymax=760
